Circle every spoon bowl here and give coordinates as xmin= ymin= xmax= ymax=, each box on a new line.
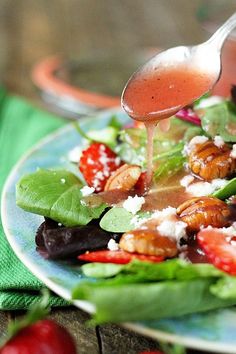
xmin=121 ymin=12 xmax=236 ymax=122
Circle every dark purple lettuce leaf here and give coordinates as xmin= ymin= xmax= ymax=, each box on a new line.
xmin=36 ymin=218 xmax=121 ymax=259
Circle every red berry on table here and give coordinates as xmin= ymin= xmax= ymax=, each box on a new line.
xmin=79 ymin=142 xmax=122 ymax=192
xmin=197 ymin=228 xmax=236 ymax=275
xmin=0 ymin=319 xmax=77 ymax=354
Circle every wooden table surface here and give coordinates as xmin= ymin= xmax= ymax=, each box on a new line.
xmin=0 ymin=1 xmax=235 ymax=353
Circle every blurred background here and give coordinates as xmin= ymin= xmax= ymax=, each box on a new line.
xmin=0 ymin=0 xmax=235 ymax=115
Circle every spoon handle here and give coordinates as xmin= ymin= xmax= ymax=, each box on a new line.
xmin=207 ymin=12 xmax=236 ymax=51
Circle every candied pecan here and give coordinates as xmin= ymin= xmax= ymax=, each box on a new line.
xmin=176 ymin=196 xmax=230 ymax=232
xmin=119 ymin=229 xmax=178 ymax=258
xmin=188 ymin=140 xmax=236 ymax=181
xmin=104 ymin=164 xmax=141 ymax=191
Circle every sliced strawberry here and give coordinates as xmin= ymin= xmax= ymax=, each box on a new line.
xmin=78 ymin=250 xmax=164 ymax=264
xmin=135 ymin=171 xmax=148 ymax=192
xmin=197 ymin=228 xmax=236 ymax=275
xmin=79 ymin=142 xmax=122 ymax=192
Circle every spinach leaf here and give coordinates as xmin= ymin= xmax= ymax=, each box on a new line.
xmin=116 ymin=118 xmax=202 ymax=167
xmin=16 ymin=169 xmax=107 ymax=227
xmin=152 ymin=142 xmax=184 ymax=163
xmin=86 ymin=127 xmax=119 ymax=148
xmin=100 ymin=207 xmax=149 ymax=233
xmin=74 ymin=115 xmax=121 ymax=148
xmin=107 ymin=115 xmax=123 ymax=130
xmin=201 ymin=101 xmax=236 ymax=142
xmin=115 ymin=141 xmax=145 ymax=167
xmin=154 ymin=154 xmax=186 ymax=181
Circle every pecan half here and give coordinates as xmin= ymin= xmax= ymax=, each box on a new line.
xmin=189 ymin=140 xmax=236 ymax=181
xmin=104 ymin=164 xmax=141 ymax=191
xmin=176 ymin=196 xmax=230 ymax=232
xmin=119 ymin=229 xmax=178 ymax=258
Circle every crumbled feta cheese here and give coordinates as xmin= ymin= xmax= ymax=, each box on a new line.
xmin=95 ymin=171 xmax=105 ymax=180
xmin=80 ymin=186 xmax=95 ymax=196
xmin=103 ymin=170 xmax=110 ymax=177
xmin=99 ymin=155 xmax=109 ymax=165
xmin=180 ymin=175 xmax=194 ymax=187
xmin=87 ymin=157 xmax=94 ymax=165
xmin=131 ymin=207 xmax=177 ymax=230
xmin=206 ymin=155 xmax=213 ymax=162
xmin=230 ymin=144 xmax=236 ymax=159
xmin=157 ymin=220 xmax=187 ymax=243
xmin=216 ymin=223 xmax=236 ymax=237
xmin=201 ymin=223 xmax=236 ymax=246
xmin=188 ymin=135 xmax=209 ymax=149
xmin=60 ymin=178 xmax=66 ymax=184
xmin=131 ymin=215 xmax=144 ymax=228
xmin=115 ymin=157 xmax=121 ymax=166
xmin=214 ymin=135 xmax=225 ymax=148
xmin=211 ymin=178 xmax=228 ymax=190
xmin=107 ymin=239 xmax=120 ymax=251
xmin=92 ymin=178 xmax=101 ymax=189
xmin=151 ymin=207 xmax=177 ymax=220
xmin=195 ymin=95 xmax=224 ymax=109
xmin=183 ymin=135 xmax=208 ymax=156
xmin=123 ymin=195 xmax=145 ymax=215
xmin=178 ymin=250 xmax=189 ymax=261
xmin=131 ymin=213 xmax=150 ymax=228
xmin=186 ymin=179 xmax=227 ymax=197
xmin=186 ymin=181 xmax=213 ymax=196
xmin=68 ymin=146 xmax=82 ymax=163
xmin=80 ymin=200 xmax=87 ymax=206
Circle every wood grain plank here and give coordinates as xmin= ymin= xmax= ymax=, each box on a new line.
xmin=97 ymin=323 xmax=159 ymax=354
xmin=0 ymin=311 xmax=11 ymax=336
xmin=49 ymin=307 xmax=100 ymax=354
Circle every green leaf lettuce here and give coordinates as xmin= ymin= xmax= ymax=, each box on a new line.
xmin=72 ymin=259 xmax=236 ymax=324
xmin=16 ymin=169 xmax=107 ymax=227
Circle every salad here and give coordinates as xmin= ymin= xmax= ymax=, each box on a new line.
xmin=15 ymin=87 xmax=236 ymax=324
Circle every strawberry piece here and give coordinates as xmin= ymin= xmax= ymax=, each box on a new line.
xmin=135 ymin=171 xmax=148 ymax=192
xmin=78 ymin=249 xmax=164 ymax=264
xmin=197 ymin=228 xmax=236 ymax=275
xmin=79 ymin=142 xmax=122 ymax=192
xmin=0 ymin=319 xmax=77 ymax=354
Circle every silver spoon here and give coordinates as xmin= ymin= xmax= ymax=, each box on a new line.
xmin=121 ymin=12 xmax=236 ymax=121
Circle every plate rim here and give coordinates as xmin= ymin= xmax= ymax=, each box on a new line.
xmin=1 ymin=110 xmax=236 ymax=353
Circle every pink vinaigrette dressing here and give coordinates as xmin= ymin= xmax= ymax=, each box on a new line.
xmin=122 ymin=64 xmax=214 ymax=185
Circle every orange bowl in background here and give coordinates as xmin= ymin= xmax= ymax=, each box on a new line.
xmin=31 ymin=51 xmax=155 ymax=118
xmin=31 ymin=56 xmax=120 ymax=118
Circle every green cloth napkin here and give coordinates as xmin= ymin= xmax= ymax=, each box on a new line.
xmin=0 ymin=88 xmax=69 ymax=309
